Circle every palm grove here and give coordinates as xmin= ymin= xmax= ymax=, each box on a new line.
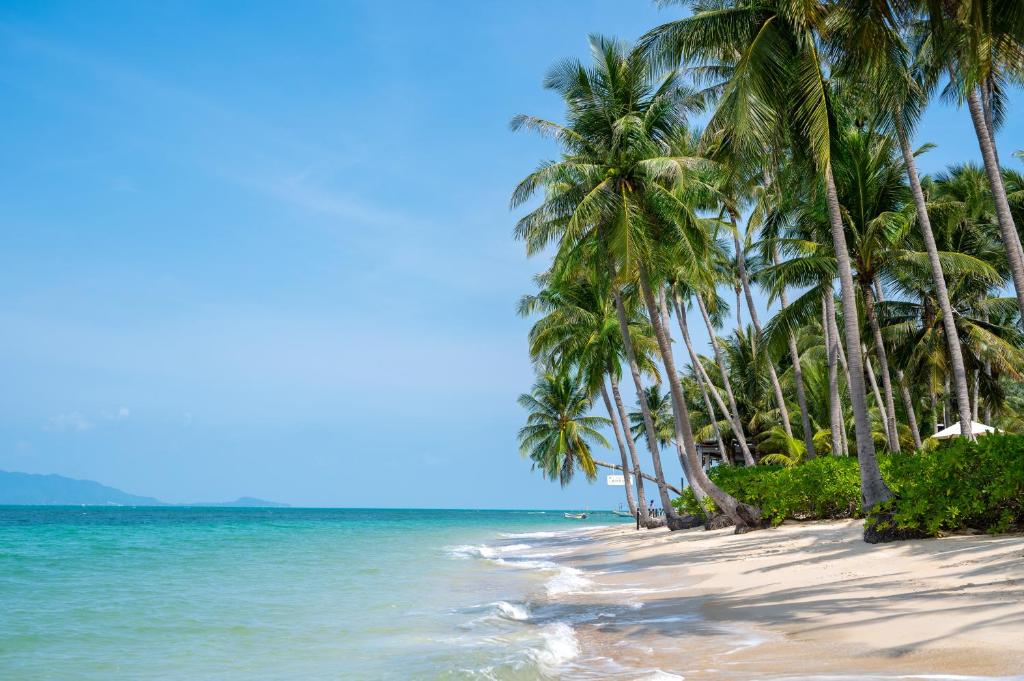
xmin=514 ymin=0 xmax=1024 ymax=538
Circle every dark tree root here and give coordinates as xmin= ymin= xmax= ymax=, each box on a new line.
xmin=732 ymin=503 xmax=769 ymax=534
xmin=643 ymin=517 xmax=667 ymax=529
xmin=666 ymin=514 xmax=704 ymax=531
xmin=704 ymin=513 xmax=733 ymax=530
xmin=863 ymin=509 xmax=930 ymax=544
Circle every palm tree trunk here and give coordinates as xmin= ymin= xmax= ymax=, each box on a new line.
xmin=860 ymin=281 xmax=900 ymax=452
xmin=611 ymin=284 xmax=678 ymax=519
xmin=864 ymin=351 xmax=888 ymax=426
xmin=966 ymin=88 xmax=1024 ymax=321
xmin=610 ymin=376 xmax=650 ymax=524
xmin=930 ymin=383 xmax=939 ymax=434
xmin=695 ymin=291 xmax=756 ymax=466
xmin=732 ymin=225 xmax=792 ymax=437
xmin=637 ymin=264 xmax=762 ymax=531
xmin=823 ymin=291 xmax=845 ymax=457
xmin=826 ymin=295 xmax=852 ymax=457
xmin=897 ymin=371 xmax=923 ymax=450
xmin=824 ymin=168 xmax=892 ymax=509
xmin=774 ymin=247 xmax=816 ymax=458
xmin=896 ymin=122 xmax=974 ymax=440
xmin=972 ymin=370 xmax=980 ymax=422
xmin=600 ymin=380 xmax=637 ymax=516
xmin=671 ymin=293 xmax=730 ymax=464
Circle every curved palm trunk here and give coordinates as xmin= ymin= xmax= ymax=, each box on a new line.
xmin=822 ymin=293 xmax=845 ymax=457
xmin=638 ymin=264 xmax=762 ymax=531
xmin=672 ymin=294 xmax=730 ymax=464
xmin=733 ymin=227 xmax=792 ymax=437
xmin=600 ymin=381 xmax=637 ymax=516
xmin=610 ymin=284 xmax=678 ymax=519
xmin=896 ymin=123 xmax=974 ymax=441
xmin=774 ymin=247 xmax=816 ymax=458
xmin=966 ymin=88 xmax=1024 ymax=321
xmin=860 ymin=282 xmax=900 ymax=452
xmin=610 ymin=376 xmax=650 ymax=524
xmin=694 ymin=291 xmax=756 ymax=466
xmin=824 ymin=169 xmax=892 ymax=509
xmin=593 ymin=460 xmax=682 ymax=496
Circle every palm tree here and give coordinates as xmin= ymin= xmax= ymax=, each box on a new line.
xmin=517 ymin=371 xmax=609 ymax=486
xmin=913 ymin=0 xmax=1024 ymax=321
xmin=641 ymin=0 xmax=892 ymax=510
xmin=629 ymin=386 xmax=676 ymax=450
xmin=511 ymin=37 xmax=763 ymax=530
xmin=518 ymin=272 xmax=656 ymax=521
xmin=827 ymin=0 xmax=980 ymax=442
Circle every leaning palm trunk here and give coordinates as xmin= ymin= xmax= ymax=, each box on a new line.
xmin=965 ymin=89 xmax=1024 ymax=321
xmin=895 ymin=123 xmax=974 ymax=441
xmin=610 ymin=285 xmax=678 ymax=518
xmin=774 ymin=248 xmax=816 ymax=458
xmin=671 ymin=293 xmax=730 ymax=464
xmin=694 ymin=291 xmax=756 ymax=466
xmin=822 ymin=293 xmax=845 ymax=457
xmin=638 ymin=265 xmax=762 ymax=532
xmin=860 ymin=282 xmax=900 ymax=452
xmin=593 ymin=460 xmax=682 ymax=496
xmin=610 ymin=376 xmax=650 ymax=524
xmin=600 ymin=381 xmax=637 ymax=516
xmin=824 ymin=169 xmax=892 ymax=509
xmin=733 ymin=227 xmax=792 ymax=436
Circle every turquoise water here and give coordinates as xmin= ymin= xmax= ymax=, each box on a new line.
xmin=0 ymin=507 xmax=625 ymax=679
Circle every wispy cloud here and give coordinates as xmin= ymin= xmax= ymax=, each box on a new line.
xmin=45 ymin=411 xmax=92 ymax=431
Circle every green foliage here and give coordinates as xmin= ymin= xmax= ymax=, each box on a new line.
xmin=871 ymin=434 xmax=1024 ymax=535
xmin=675 ymin=434 xmax=1024 ymax=535
xmin=673 ymin=457 xmax=863 ymax=525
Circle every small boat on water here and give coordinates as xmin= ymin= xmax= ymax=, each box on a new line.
xmin=563 ymin=512 xmax=588 ymax=519
xmin=611 ymin=509 xmax=634 ymax=518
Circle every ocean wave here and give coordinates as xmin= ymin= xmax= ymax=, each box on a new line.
xmin=544 ymin=566 xmax=592 ymax=596
xmin=530 ymin=622 xmax=579 ymax=672
xmin=447 ymin=543 xmax=533 ymax=560
xmin=493 ymin=600 xmax=531 ymax=621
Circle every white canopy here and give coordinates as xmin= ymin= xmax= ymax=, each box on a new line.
xmin=932 ymin=421 xmax=997 ymax=440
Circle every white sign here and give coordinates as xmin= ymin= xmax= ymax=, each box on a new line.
xmin=606 ymin=474 xmax=631 ymax=486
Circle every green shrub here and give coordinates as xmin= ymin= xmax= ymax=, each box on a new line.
xmin=871 ymin=433 xmax=1024 ymax=535
xmin=673 ymin=457 xmax=862 ymax=526
xmin=674 ymin=433 xmax=1024 ymax=536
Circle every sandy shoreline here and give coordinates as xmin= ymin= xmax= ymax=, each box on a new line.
xmin=554 ymin=520 xmax=1024 ymax=679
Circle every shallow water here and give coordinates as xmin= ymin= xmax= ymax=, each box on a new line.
xmin=0 ymin=507 xmax=624 ymax=679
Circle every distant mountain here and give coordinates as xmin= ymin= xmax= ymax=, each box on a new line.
xmin=0 ymin=471 xmax=165 ymax=506
xmin=188 ymin=497 xmax=289 ymax=508
xmin=0 ymin=471 xmax=288 ymax=508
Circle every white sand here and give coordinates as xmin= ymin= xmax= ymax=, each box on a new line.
xmin=559 ymin=520 xmax=1024 ymax=678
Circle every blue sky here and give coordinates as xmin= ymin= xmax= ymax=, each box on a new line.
xmin=1 ymin=2 xmax=1021 ymax=507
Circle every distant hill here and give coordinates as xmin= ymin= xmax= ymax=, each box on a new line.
xmin=188 ymin=497 xmax=289 ymax=508
xmin=0 ymin=471 xmax=165 ymax=506
xmin=0 ymin=471 xmax=288 ymax=507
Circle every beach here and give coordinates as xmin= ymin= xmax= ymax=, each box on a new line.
xmin=532 ymin=519 xmax=1024 ymax=679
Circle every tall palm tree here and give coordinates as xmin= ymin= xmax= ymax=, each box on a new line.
xmin=827 ymin=0 xmax=980 ymax=441
xmin=641 ymin=0 xmax=892 ymax=510
xmin=913 ymin=0 xmax=1024 ymax=321
xmin=511 ymin=37 xmax=762 ymax=530
xmin=517 ymin=371 xmax=609 ymax=486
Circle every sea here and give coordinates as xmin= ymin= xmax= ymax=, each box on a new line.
xmin=0 ymin=507 xmax=630 ymax=680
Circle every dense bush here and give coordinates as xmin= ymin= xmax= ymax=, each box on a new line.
xmin=673 ymin=456 xmax=863 ymax=526
xmin=674 ymin=433 xmax=1024 ymax=535
xmin=870 ymin=433 xmax=1024 ymax=535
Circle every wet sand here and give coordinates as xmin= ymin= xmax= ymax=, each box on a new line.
xmin=556 ymin=519 xmax=1024 ymax=679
